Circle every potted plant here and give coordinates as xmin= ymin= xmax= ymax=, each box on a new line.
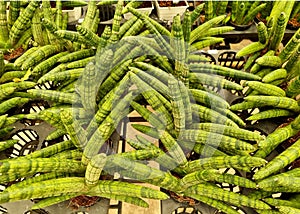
xmin=154 ymin=0 xmax=189 ymax=21
xmin=229 ymin=1 xmax=267 ymax=30
xmin=122 ymin=0 xmax=154 ymax=20
xmin=195 ymin=0 xmax=229 ymax=26
xmin=255 ymin=1 xmax=274 ymax=24
xmin=50 ymin=0 xmax=86 ymax=24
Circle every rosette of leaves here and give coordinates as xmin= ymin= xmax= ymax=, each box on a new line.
xmin=255 ymin=1 xmax=274 ymax=24
xmin=195 ymin=0 xmax=229 ymax=24
xmin=0 ymin=0 xmax=78 ymax=62
xmin=230 ymin=1 xmax=267 ymax=26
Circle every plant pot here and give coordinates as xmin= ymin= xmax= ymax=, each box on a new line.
xmin=123 ymin=1 xmax=154 ymax=20
xmin=229 ymin=20 xmax=253 ymax=31
xmin=97 ymin=5 xmax=115 ymax=21
xmin=49 ymin=1 xmax=83 ymax=23
xmin=154 ymin=0 xmax=189 ymax=22
xmin=64 ymin=7 xmax=83 ymax=23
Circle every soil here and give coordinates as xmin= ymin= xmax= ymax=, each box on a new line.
xmin=260 ymin=47 xmax=271 ymax=55
xmin=288 ymin=130 xmax=300 ymax=146
xmin=291 ymin=159 xmax=300 ymax=169
xmin=124 ymin=1 xmax=152 ymax=8
xmin=158 ymin=0 xmax=186 ymax=7
xmin=199 ymin=15 xmax=205 ymax=23
xmin=280 ymin=81 xmax=288 ymax=91
xmin=169 ymin=191 xmax=199 ymax=206
xmin=255 ymin=13 xmax=267 ymax=24
xmin=68 ymin=195 xmax=100 ymax=210
xmin=287 ymin=16 xmax=300 ymax=29
xmin=3 ymin=46 xmax=25 ymax=62
xmin=139 ymin=1 xmax=152 ymax=8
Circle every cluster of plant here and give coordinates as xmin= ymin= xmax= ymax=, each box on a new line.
xmin=256 ymin=1 xmax=300 ymax=29
xmin=0 ymin=0 xmax=299 ymax=214
xmin=256 ymin=1 xmax=274 ymax=23
xmin=198 ymin=0 xmax=265 ymax=26
xmin=192 ymin=0 xmax=300 ymax=31
xmin=0 ymin=0 xmax=88 ymax=54
xmin=229 ymin=1 xmax=267 ymax=26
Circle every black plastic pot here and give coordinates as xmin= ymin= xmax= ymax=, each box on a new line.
xmin=229 ymin=20 xmax=254 ymax=31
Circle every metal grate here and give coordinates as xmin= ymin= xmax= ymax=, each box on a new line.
xmin=35 ymin=82 xmax=57 ymax=90
xmin=217 ymin=51 xmax=245 ymax=70
xmin=98 ymin=5 xmax=115 ymax=21
xmin=70 ymin=211 xmax=89 ymax=214
xmin=21 ymin=100 xmax=49 ymax=114
xmin=172 ymin=207 xmax=202 ymax=214
xmin=190 ymin=51 xmax=217 ymax=65
xmin=24 ymin=209 xmax=50 ymax=214
xmin=17 ymin=99 xmax=49 ymax=126
xmin=217 ymin=51 xmax=246 ymax=98
xmin=215 ymin=206 xmax=251 ymax=214
xmin=41 ymin=134 xmax=70 ymax=149
xmin=8 ymin=129 xmax=39 ymax=158
xmin=0 ymin=206 xmax=7 ymax=214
